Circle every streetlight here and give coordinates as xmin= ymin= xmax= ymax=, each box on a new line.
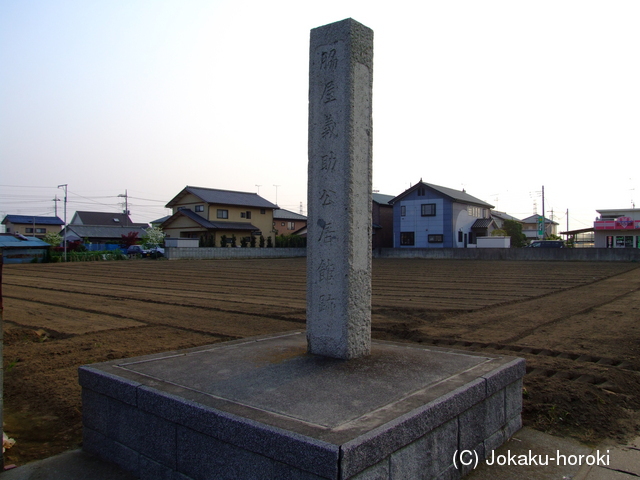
xmin=57 ymin=184 xmax=67 ymax=262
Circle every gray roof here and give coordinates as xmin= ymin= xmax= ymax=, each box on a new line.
xmin=71 ymin=211 xmax=145 ymax=226
xmin=491 ymin=211 xmax=522 ymax=223
xmin=166 ymin=186 xmax=278 ymax=210
xmin=162 ymin=209 xmax=259 ymax=231
xmin=372 ymin=193 xmax=395 ymax=205
xmin=2 ymin=215 xmax=64 ymax=225
xmin=520 ymin=214 xmax=558 ymax=225
xmin=62 ymin=225 xmax=149 ymax=240
xmin=391 ymin=181 xmax=494 ymax=208
xmin=273 ymin=209 xmax=307 ymax=221
xmin=471 ymin=218 xmax=496 ymax=229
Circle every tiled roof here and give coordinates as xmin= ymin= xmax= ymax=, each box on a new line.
xmin=62 ymin=225 xmax=149 ymax=240
xmin=520 ymin=214 xmax=558 ymax=225
xmin=2 ymin=215 xmax=64 ymax=225
xmin=372 ymin=193 xmax=395 ymax=205
xmin=162 ymin=209 xmax=259 ymax=231
xmin=71 ymin=211 xmax=145 ymax=227
xmin=166 ymin=186 xmax=278 ymax=209
xmin=273 ymin=209 xmax=307 ymax=221
xmin=471 ymin=218 xmax=495 ymax=229
xmin=390 ymin=181 xmax=494 ymax=208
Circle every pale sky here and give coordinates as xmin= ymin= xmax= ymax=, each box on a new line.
xmin=1 ymin=0 xmax=638 ymax=231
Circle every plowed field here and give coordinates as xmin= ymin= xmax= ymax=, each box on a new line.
xmin=2 ymin=258 xmax=640 ymax=466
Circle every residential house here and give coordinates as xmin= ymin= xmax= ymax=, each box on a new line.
xmin=491 ymin=211 xmax=522 ymax=230
xmin=1 ymin=215 xmax=64 ymax=239
xmin=390 ymin=181 xmax=495 ymax=248
xmin=520 ymin=214 xmax=559 ymax=241
xmin=372 ymin=193 xmax=394 ymax=249
xmin=161 ymin=186 xmax=278 ymax=246
xmin=593 ymin=208 xmax=640 ymax=248
xmin=0 ymin=233 xmax=51 ymax=263
xmin=273 ymin=209 xmax=307 ymax=236
xmin=61 ymin=211 xmax=149 ymax=245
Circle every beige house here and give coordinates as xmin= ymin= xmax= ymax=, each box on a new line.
xmin=2 ymin=215 xmax=64 ymax=238
xmin=161 ymin=186 xmax=279 ymax=246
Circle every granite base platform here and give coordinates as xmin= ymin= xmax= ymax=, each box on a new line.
xmin=79 ymin=332 xmax=525 ymax=480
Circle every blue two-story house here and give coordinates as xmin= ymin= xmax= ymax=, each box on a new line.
xmin=390 ymin=180 xmax=495 ymax=248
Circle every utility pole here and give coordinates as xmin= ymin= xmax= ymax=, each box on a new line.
xmin=118 ymin=190 xmax=129 ymax=227
xmin=541 ymin=185 xmax=546 ymax=239
xmin=53 ymin=195 xmax=60 ymax=217
xmin=58 ymin=184 xmax=67 ymax=261
xmin=273 ymin=185 xmax=280 ymax=206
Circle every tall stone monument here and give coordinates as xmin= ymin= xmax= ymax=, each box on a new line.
xmin=307 ymin=18 xmax=373 ymax=359
xmin=79 ymin=19 xmax=525 ymax=479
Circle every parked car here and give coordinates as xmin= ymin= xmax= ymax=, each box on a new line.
xmin=127 ymin=245 xmax=145 ymax=256
xmin=528 ymin=240 xmax=565 ymax=248
xmin=145 ymin=246 xmax=165 ymax=259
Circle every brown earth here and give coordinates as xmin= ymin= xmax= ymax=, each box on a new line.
xmin=2 ymin=258 xmax=640 ymax=466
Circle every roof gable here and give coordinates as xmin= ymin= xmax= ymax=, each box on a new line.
xmin=166 ymin=186 xmax=278 ymax=210
xmin=390 ymin=181 xmax=494 ymax=208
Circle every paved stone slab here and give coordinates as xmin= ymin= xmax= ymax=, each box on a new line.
xmin=115 ymin=332 xmax=491 ymax=429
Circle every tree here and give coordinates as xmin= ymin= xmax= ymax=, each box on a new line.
xmin=220 ymin=235 xmax=227 ymax=247
xmin=120 ymin=232 xmax=139 ymax=249
xmin=42 ymin=231 xmax=62 ymax=247
xmin=142 ymin=226 xmax=165 ymax=248
xmin=502 ymin=220 xmax=527 ymax=248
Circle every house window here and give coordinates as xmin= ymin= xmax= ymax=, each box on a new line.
xmin=217 ymin=209 xmax=229 ymax=219
xmin=246 ymin=211 xmax=251 ymax=219
xmin=400 ymin=232 xmax=415 ymax=246
xmin=421 ymin=204 xmax=436 ymax=216
xmin=36 ymin=228 xmax=46 ymax=234
xmin=260 ymin=209 xmax=266 ymax=214
xmin=281 ymin=222 xmax=285 ymax=226
xmin=428 ymin=234 xmax=444 ymax=243
xmin=417 ymin=187 xmax=426 ymax=196
xmin=26 ymin=228 xmax=33 ymax=233
xmin=458 ymin=231 xmax=463 ymax=243
xmin=401 ymin=206 xmax=406 ymax=216
xmin=288 ymin=222 xmax=295 ymax=230
xmin=241 ymin=211 xmax=252 ymax=219
xmin=195 ymin=205 xmax=204 ymax=212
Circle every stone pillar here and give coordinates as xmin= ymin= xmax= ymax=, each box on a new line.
xmin=307 ymin=18 xmax=373 ymax=359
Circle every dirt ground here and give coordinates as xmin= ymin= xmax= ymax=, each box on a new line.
xmin=2 ymin=258 xmax=640 ymax=466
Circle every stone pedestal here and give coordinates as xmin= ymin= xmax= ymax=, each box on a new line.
xmin=80 ymin=332 xmax=525 ymax=480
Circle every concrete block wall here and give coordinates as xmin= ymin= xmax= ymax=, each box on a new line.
xmin=165 ymin=247 xmax=306 ymax=260
xmin=79 ymin=360 xmax=524 ymax=480
xmin=374 ymin=247 xmax=640 ymax=262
